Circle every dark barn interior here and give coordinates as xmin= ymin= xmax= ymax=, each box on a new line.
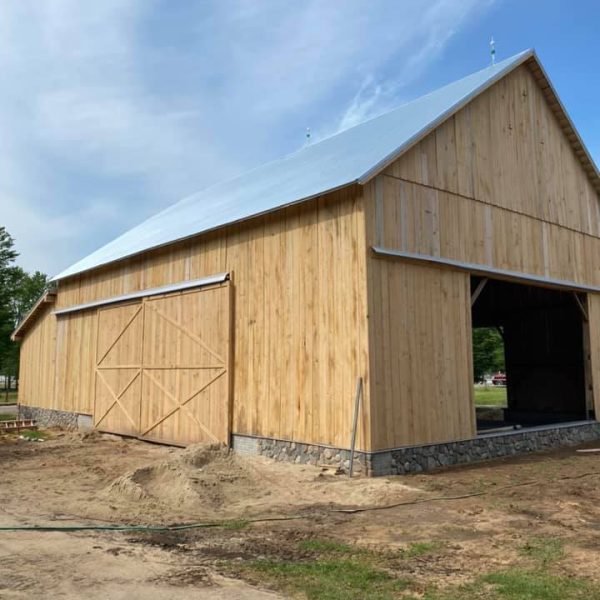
xmin=471 ymin=276 xmax=590 ymax=431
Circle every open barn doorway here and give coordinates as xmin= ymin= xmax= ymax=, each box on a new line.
xmin=470 ymin=276 xmax=592 ymax=433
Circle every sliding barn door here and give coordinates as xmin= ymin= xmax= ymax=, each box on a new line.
xmin=95 ymin=302 xmax=144 ymax=437
xmin=94 ymin=283 xmax=231 ymax=445
xmin=139 ymin=286 xmax=231 ymax=445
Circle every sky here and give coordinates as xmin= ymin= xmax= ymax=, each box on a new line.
xmin=1 ymin=0 xmax=598 ymax=277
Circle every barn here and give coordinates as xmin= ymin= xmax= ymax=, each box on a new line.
xmin=13 ymin=49 xmax=600 ymax=475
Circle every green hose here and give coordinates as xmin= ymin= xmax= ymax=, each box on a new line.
xmin=0 ymin=515 xmax=304 ymax=533
xmin=0 ymin=523 xmax=220 ymax=532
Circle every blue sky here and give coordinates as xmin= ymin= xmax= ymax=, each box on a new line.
xmin=2 ymin=0 xmax=598 ymax=276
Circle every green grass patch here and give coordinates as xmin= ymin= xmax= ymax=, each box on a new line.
xmin=400 ymin=541 xmax=442 ymax=558
xmin=0 ymin=391 xmax=17 ymax=404
xmin=19 ymin=430 xmax=47 ymax=441
xmin=413 ymin=569 xmax=596 ymax=600
xmin=474 ymin=386 xmax=507 ymax=406
xmin=299 ymin=539 xmax=354 ymax=554
xmin=0 ymin=413 xmax=15 ymax=421
xmin=519 ymin=537 xmax=564 ymax=566
xmin=246 ymin=558 xmax=412 ymax=600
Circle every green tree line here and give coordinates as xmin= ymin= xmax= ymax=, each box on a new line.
xmin=472 ymin=327 xmax=505 ymax=382
xmin=0 ymin=227 xmax=48 ymax=391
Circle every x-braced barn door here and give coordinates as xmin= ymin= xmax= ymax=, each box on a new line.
xmin=95 ymin=302 xmax=144 ymax=437
xmin=94 ymin=283 xmax=231 ymax=445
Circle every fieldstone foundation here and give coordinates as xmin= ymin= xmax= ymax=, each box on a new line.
xmin=18 ymin=405 xmax=92 ymax=431
xmin=232 ymin=435 xmax=367 ymax=474
xmin=17 ymin=407 xmax=600 ymax=475
xmin=233 ymin=421 xmax=600 ymax=476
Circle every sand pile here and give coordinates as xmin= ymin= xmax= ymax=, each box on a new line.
xmin=104 ymin=443 xmax=263 ymax=512
xmin=99 ymin=439 xmax=420 ymax=522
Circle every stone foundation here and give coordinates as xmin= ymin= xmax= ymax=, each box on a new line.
xmin=18 ymin=405 xmax=93 ymax=431
xmin=233 ymin=421 xmax=600 ymax=476
xmin=18 ymin=406 xmax=600 ymax=475
xmin=232 ymin=435 xmax=367 ymax=474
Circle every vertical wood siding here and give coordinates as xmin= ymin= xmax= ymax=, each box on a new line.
xmin=366 ymin=259 xmax=475 ymax=449
xmin=365 ymin=62 xmax=600 ymax=450
xmin=383 ymin=64 xmax=600 ymax=238
xmin=54 ymin=311 xmax=98 ymax=415
xmin=18 ymin=304 xmax=57 ymax=410
xmin=20 ymin=63 xmax=600 ymax=453
xmin=37 ymin=187 xmax=372 ymax=450
xmin=585 ymin=294 xmax=600 ymax=418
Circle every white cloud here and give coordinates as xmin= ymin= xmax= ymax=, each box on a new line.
xmin=332 ymin=0 xmax=497 ymax=136
xmin=0 ymin=0 xmax=496 ymax=276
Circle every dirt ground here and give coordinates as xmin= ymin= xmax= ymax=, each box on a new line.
xmin=1 ymin=429 xmax=600 ymax=598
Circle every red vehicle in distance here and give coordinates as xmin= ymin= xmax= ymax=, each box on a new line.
xmin=491 ymin=372 xmax=507 ymax=386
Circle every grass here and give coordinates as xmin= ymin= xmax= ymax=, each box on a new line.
xmin=239 ymin=539 xmax=413 ymax=599
xmin=246 ymin=559 xmax=412 ymax=600
xmin=519 ymin=537 xmax=564 ymax=567
xmin=237 ymin=536 xmax=598 ymax=600
xmin=400 ymin=541 xmax=442 ymax=558
xmin=0 ymin=413 xmax=15 ymax=421
xmin=417 ymin=570 xmax=597 ymax=600
xmin=0 ymin=391 xmax=17 ymax=404
xmin=474 ymin=386 xmax=507 ymax=406
xmin=18 ymin=430 xmax=47 ymax=441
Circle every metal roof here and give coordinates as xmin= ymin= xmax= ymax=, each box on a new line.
xmin=53 ymin=49 xmax=600 ymax=281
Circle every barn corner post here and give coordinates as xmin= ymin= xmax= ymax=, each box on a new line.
xmin=226 ymin=270 xmax=235 ymax=448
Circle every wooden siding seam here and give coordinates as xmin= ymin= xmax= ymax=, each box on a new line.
xmin=382 ymin=172 xmax=600 ymax=243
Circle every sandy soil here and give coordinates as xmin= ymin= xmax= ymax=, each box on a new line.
xmin=1 ymin=430 xmax=600 ymax=597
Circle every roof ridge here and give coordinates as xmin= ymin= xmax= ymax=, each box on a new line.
xmin=52 ymin=48 xmax=598 ymax=282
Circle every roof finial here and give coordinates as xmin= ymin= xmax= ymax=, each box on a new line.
xmin=490 ymin=36 xmax=496 ymax=66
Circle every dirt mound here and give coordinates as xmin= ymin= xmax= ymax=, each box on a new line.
xmin=96 ymin=437 xmax=420 ymax=522
xmin=104 ymin=443 xmax=262 ymax=512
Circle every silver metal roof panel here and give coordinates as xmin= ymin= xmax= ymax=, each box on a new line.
xmin=54 ymin=49 xmax=594 ymax=281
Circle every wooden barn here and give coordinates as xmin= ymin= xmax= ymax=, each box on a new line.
xmin=13 ymin=50 xmax=600 ymax=475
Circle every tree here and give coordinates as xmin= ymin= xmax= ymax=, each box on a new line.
xmin=472 ymin=327 xmax=505 ymax=382
xmin=0 ymin=228 xmax=48 ymax=392
xmin=10 ymin=269 xmax=48 ymax=323
xmin=0 ymin=228 xmax=19 ymax=387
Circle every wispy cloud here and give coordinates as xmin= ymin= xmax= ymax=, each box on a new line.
xmin=0 ymin=0 xmax=496 ymax=276
xmin=332 ymin=0 xmax=497 ymax=136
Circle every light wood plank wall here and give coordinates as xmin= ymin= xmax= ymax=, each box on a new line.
xmin=53 ymin=311 xmax=98 ymax=415
xmin=365 ymin=258 xmax=475 ymax=449
xmin=383 ymin=63 xmax=600 ymax=240
xmin=19 ymin=304 xmax=57 ymax=410
xmin=584 ymin=295 xmax=600 ymax=417
xmin=50 ymin=187 xmax=371 ymax=450
xmin=364 ymin=62 xmax=600 ymax=450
